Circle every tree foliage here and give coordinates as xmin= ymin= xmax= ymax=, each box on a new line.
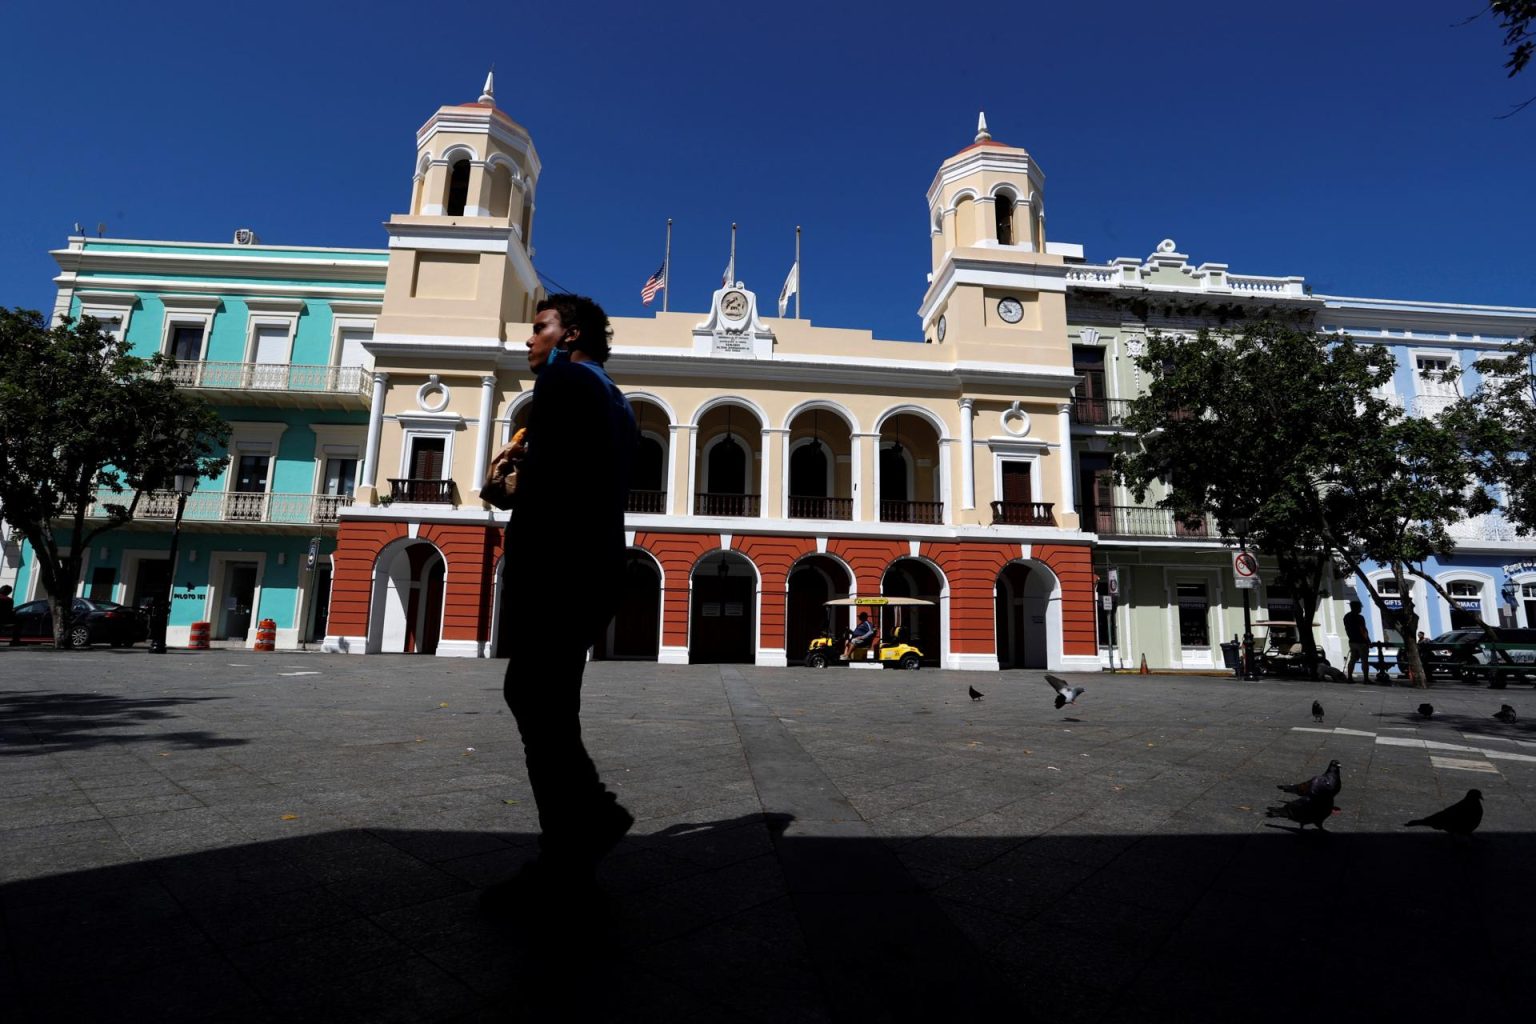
xmin=1448 ymin=335 xmax=1536 ymax=533
xmin=1490 ymin=0 xmax=1536 ymax=78
xmin=0 ymin=308 xmax=229 ymax=647
xmin=1114 ymin=321 xmax=1492 ymax=686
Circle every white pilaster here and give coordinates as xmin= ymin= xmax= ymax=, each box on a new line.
xmin=1057 ymin=402 xmax=1074 ymax=516
xmin=472 ymin=375 xmax=497 ymax=498
xmin=362 ymin=371 xmax=390 ymax=491
xmin=958 ymin=398 xmax=976 ymax=511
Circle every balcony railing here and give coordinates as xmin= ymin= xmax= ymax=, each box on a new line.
xmin=1447 ymin=513 xmax=1528 ymax=543
xmin=1069 ymin=396 xmax=1132 ymax=427
xmin=990 ymin=501 xmax=1056 ymax=526
xmin=788 ymin=495 xmax=853 ymax=520
xmin=85 ymin=488 xmax=348 ymax=525
xmin=1090 ymin=505 xmax=1217 ymax=539
xmin=694 ymin=493 xmax=760 ymax=517
xmin=881 ymin=500 xmax=944 ymax=525
xmin=388 ymin=478 xmax=455 ymax=504
xmin=626 ymin=490 xmax=667 ymax=514
xmin=1412 ymin=393 xmax=1457 ymax=419
xmin=163 ymin=361 xmax=373 ymax=399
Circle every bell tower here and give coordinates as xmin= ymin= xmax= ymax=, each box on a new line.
xmin=375 ymin=73 xmax=544 ymax=344
xmin=917 ymin=113 xmax=1069 ymax=367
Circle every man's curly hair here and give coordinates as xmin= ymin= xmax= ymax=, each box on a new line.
xmin=537 ymin=293 xmax=614 ymax=365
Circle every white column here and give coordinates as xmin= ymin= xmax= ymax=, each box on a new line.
xmin=958 ymin=398 xmax=976 ymax=511
xmin=473 ymin=375 xmax=497 ymax=492
xmin=758 ymin=426 xmax=773 ymax=518
xmin=362 ymin=370 xmax=390 ymax=491
xmin=1057 ymin=402 xmax=1074 ymax=517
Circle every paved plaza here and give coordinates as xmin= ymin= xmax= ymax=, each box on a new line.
xmin=2 ymin=648 xmax=1533 ymax=1022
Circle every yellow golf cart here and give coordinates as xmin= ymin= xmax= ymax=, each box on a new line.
xmin=804 ymin=596 xmax=933 ymax=670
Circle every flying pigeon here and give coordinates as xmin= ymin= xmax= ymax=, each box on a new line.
xmin=1494 ymin=705 xmax=1517 ymax=724
xmin=968 ymin=685 xmax=984 ymax=702
xmin=1311 ymin=700 xmax=1324 ymax=723
xmin=1405 ymin=789 xmax=1483 ymax=837
xmin=1277 ymin=759 xmax=1342 ymax=800
xmin=1417 ymin=703 xmax=1434 ymax=719
xmin=1266 ymin=792 xmax=1337 ymax=830
xmin=1045 ymin=673 xmax=1085 ymax=710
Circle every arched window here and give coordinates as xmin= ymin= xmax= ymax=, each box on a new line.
xmin=995 ymin=194 xmax=1014 ymax=246
xmin=489 ymin=165 xmax=513 ymax=220
xmin=635 ymin=436 xmax=665 ymax=492
xmin=709 ymin=435 xmax=747 ymax=494
xmin=879 ymin=445 xmax=909 ymax=502
xmin=446 ymin=160 xmax=471 ymax=217
xmin=789 ymin=441 xmax=829 ymax=498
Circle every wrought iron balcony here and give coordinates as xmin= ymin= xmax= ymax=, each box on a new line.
xmin=1088 ymin=505 xmax=1217 ymax=539
xmin=694 ymin=493 xmax=760 ymax=517
xmin=84 ymin=489 xmax=348 ymax=526
xmin=161 ymin=361 xmax=373 ymax=407
xmin=880 ymin=500 xmax=944 ymax=525
xmin=626 ymin=490 xmax=667 ymax=514
xmin=788 ymin=495 xmax=853 ymax=520
xmin=989 ymin=501 xmax=1056 ymax=526
xmin=388 ymin=478 xmax=455 ymax=505
xmin=1069 ymin=396 xmax=1132 ymax=427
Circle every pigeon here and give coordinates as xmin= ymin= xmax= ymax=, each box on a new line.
xmin=1277 ymin=759 xmax=1342 ymax=800
xmin=1417 ymin=703 xmax=1434 ymax=719
xmin=1404 ymin=789 xmax=1483 ymax=837
xmin=1311 ymin=700 xmax=1324 ymax=723
xmin=968 ymin=685 xmax=984 ymax=702
xmin=1045 ymin=673 xmax=1085 ymax=710
xmin=1494 ymin=705 xmax=1517 ymax=724
xmin=1266 ymin=792 xmax=1337 ymax=830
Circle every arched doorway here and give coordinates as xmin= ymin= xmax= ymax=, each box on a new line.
xmin=786 ymin=555 xmax=852 ymax=662
xmin=995 ymin=560 xmax=1055 ymax=669
xmin=878 ymin=412 xmax=944 ymax=524
xmin=689 ymin=551 xmax=756 ymax=663
xmin=368 ymin=540 xmax=446 ymax=655
xmin=694 ymin=403 xmax=763 ymax=517
xmin=882 ymin=558 xmax=943 ymax=666
xmin=601 ymin=550 xmax=662 ymax=660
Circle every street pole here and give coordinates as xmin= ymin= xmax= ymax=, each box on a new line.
xmin=149 ymin=472 xmax=196 ymax=654
xmin=1240 ymin=531 xmax=1256 ymax=680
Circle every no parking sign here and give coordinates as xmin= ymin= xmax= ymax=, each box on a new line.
xmin=1233 ymin=550 xmax=1259 ymax=590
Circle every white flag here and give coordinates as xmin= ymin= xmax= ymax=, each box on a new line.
xmin=721 ymin=253 xmax=735 ymax=288
xmin=777 ymin=261 xmax=799 ymax=317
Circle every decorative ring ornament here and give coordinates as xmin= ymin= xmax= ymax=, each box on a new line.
xmin=1001 ymin=400 xmax=1031 ymax=437
xmin=417 ymin=374 xmax=450 ymax=413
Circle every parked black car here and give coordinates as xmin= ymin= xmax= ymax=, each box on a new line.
xmin=7 ymin=597 xmax=150 ymax=648
xmin=1421 ymin=627 xmax=1536 ymax=681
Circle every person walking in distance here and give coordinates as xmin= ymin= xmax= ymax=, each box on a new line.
xmin=1343 ymin=599 xmax=1370 ymax=683
xmin=483 ymin=294 xmax=637 ymax=911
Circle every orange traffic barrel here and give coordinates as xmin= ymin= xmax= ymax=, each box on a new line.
xmin=188 ymin=621 xmax=211 ymax=650
xmin=254 ymin=618 xmax=277 ymax=652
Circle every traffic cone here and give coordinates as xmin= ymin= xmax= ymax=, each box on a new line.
xmin=1139 ymin=654 xmax=1150 ymax=675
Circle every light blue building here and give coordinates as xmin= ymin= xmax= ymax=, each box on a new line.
xmin=10 ymin=234 xmax=387 ymax=647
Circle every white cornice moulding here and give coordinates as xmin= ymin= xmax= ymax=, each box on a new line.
xmin=918 ymin=259 xmax=1071 ymax=325
xmin=370 ymin=334 xmax=506 ymax=360
xmin=50 ymin=248 xmax=387 ymax=283
xmin=390 ymin=412 xmax=467 ymax=430
xmin=157 ymin=294 xmax=224 ymax=312
xmin=53 ymin=274 xmax=383 ymax=301
xmin=244 ymin=297 xmax=307 ymax=313
xmin=327 ymin=300 xmax=383 ymax=316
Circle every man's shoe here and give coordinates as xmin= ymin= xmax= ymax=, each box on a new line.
xmin=587 ymin=803 xmax=634 ymax=864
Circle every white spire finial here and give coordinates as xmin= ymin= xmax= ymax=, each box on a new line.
xmin=479 ymin=69 xmax=495 ymax=105
xmin=975 ymin=111 xmax=991 ymax=143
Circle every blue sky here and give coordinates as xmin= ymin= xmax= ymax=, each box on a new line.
xmin=1 ymin=1 xmax=1532 ymax=341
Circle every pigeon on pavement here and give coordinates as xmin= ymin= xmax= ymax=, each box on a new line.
xmin=1266 ymin=791 xmax=1337 ymax=830
xmin=1277 ymin=759 xmax=1342 ymax=800
xmin=1417 ymin=703 xmax=1434 ymax=719
xmin=1405 ymin=789 xmax=1483 ymax=837
xmin=1494 ymin=704 xmax=1517 ymax=724
xmin=1045 ymin=673 xmax=1085 ymax=710
xmin=1311 ymin=700 xmax=1324 ymax=723
xmin=968 ymin=685 xmax=984 ymax=702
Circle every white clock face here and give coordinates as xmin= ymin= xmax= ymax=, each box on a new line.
xmin=997 ymin=297 xmax=1024 ymax=324
xmin=936 ymin=315 xmax=947 ymax=342
xmin=722 ymin=291 xmax=748 ymax=319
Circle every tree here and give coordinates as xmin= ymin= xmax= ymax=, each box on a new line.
xmin=1114 ymin=320 xmax=1491 ymax=687
xmin=1449 ymin=334 xmax=1536 ymax=533
xmin=0 ymin=309 xmax=229 ymax=648
xmin=1489 ymin=1 xmax=1535 ymax=79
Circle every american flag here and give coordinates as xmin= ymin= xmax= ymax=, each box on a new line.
xmin=640 ymin=262 xmax=666 ymax=305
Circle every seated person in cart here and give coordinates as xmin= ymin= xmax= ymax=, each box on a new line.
xmin=842 ymin=612 xmax=875 ymax=659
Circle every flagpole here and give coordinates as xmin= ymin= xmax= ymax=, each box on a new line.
xmin=795 ymin=225 xmax=801 ymax=320
xmin=730 ymin=223 xmax=737 ymax=285
xmin=663 ymin=218 xmax=672 ymax=313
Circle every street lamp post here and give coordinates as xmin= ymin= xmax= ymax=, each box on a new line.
xmin=1232 ymin=516 xmax=1258 ymax=680
xmin=149 ymin=469 xmax=198 ymax=654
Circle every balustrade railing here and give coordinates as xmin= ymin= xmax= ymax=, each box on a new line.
xmin=694 ymin=493 xmax=760 ymax=517
xmin=163 ymin=361 xmax=373 ymax=399
xmin=1412 ymin=393 xmax=1458 ymax=418
xmin=1089 ymin=505 xmax=1216 ymax=539
xmin=881 ymin=500 xmax=944 ymax=525
xmin=83 ymin=488 xmax=348 ymax=525
xmin=990 ymin=501 xmax=1056 ymax=526
xmin=1069 ymin=396 xmax=1132 ymax=427
xmin=626 ymin=490 xmax=667 ymax=514
xmin=388 ymin=478 xmax=455 ymax=504
xmin=787 ymin=495 xmax=853 ymax=520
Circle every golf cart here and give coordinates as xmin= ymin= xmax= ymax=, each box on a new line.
xmin=804 ymin=596 xmax=932 ymax=670
xmin=1254 ymin=620 xmax=1330 ymax=677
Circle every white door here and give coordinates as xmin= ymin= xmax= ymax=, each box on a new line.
xmin=251 ymin=325 xmax=291 ymax=389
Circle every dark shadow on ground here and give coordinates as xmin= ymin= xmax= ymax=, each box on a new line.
xmin=0 ymin=690 xmax=243 ymax=756
xmin=1373 ymin=707 xmax=1536 ymax=739
xmin=3 ymin=818 xmax=1533 ymax=1023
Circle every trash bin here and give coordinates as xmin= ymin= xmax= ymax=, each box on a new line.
xmin=1220 ymin=641 xmax=1240 ymax=674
